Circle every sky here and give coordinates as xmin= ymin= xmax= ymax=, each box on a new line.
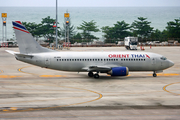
xmin=1 ymin=0 xmax=180 ymax=7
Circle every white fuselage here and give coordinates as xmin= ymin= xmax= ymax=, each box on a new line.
xmin=16 ymin=51 xmax=174 ymax=72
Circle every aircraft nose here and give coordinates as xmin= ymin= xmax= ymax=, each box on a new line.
xmin=169 ymin=60 xmax=174 ymax=67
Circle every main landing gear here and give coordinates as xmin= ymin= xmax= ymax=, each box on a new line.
xmin=88 ymin=72 xmax=99 ymax=79
xmin=153 ymin=71 xmax=157 ymax=77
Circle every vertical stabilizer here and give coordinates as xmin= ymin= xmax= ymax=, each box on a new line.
xmin=12 ymin=21 xmax=54 ymax=54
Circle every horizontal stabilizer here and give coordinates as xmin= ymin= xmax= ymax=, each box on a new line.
xmin=5 ymin=50 xmax=19 ymax=55
xmin=15 ymin=53 xmax=34 ymax=58
xmin=5 ymin=50 xmax=33 ymax=58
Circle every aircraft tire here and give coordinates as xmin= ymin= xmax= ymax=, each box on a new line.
xmin=94 ymin=74 xmax=99 ymax=79
xmin=153 ymin=73 xmax=157 ymax=77
xmin=88 ymin=72 xmax=94 ymax=77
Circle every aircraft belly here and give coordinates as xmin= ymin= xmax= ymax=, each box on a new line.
xmin=51 ymin=61 xmax=86 ymax=71
xmin=125 ymin=61 xmax=156 ymax=71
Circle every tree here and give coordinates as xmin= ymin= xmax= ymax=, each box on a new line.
xmin=149 ymin=29 xmax=168 ymax=42
xmin=39 ymin=16 xmax=61 ymax=42
xmin=22 ymin=16 xmax=61 ymax=44
xmin=71 ymin=33 xmax=82 ymax=43
xmin=131 ymin=17 xmax=154 ymax=38
xmin=102 ymin=21 xmax=132 ymax=43
xmin=166 ymin=18 xmax=180 ymax=39
xmin=77 ymin=20 xmax=100 ymax=42
xmin=22 ymin=22 xmax=42 ymax=38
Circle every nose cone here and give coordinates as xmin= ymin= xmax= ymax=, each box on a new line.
xmin=169 ymin=60 xmax=174 ymax=67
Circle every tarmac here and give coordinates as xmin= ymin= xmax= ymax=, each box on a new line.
xmin=0 ymin=46 xmax=180 ymax=120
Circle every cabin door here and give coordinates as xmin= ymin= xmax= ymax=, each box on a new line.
xmin=45 ymin=58 xmax=50 ymax=67
xmin=151 ymin=58 xmax=156 ymax=65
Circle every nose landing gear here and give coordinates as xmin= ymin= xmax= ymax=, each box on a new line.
xmin=153 ymin=71 xmax=157 ymax=77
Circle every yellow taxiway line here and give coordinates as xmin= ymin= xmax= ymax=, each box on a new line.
xmin=18 ymin=66 xmax=66 ymax=78
xmin=0 ymin=85 xmax=103 ymax=113
xmin=163 ymin=82 xmax=180 ymax=95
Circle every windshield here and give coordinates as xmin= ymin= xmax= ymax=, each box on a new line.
xmin=160 ymin=56 xmax=167 ymax=60
xmin=130 ymin=42 xmax=137 ymax=45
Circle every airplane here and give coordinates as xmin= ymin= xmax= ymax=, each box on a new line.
xmin=6 ymin=21 xmax=174 ymax=79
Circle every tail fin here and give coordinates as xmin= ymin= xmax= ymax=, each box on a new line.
xmin=12 ymin=21 xmax=54 ymax=54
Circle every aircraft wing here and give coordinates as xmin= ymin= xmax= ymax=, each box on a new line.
xmin=83 ymin=64 xmax=119 ymax=72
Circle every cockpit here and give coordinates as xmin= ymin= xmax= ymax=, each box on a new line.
xmin=160 ymin=56 xmax=167 ymax=60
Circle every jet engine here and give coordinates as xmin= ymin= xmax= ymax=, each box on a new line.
xmin=107 ymin=67 xmax=129 ymax=76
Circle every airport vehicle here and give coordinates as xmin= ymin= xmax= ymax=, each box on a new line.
xmin=6 ymin=21 xmax=174 ymax=78
xmin=124 ymin=37 xmax=138 ymax=50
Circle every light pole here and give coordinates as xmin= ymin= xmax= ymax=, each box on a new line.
xmin=55 ymin=0 xmax=58 ymax=49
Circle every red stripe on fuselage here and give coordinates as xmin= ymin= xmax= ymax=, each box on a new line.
xmin=145 ymin=54 xmax=150 ymax=58
xmin=13 ymin=27 xmax=30 ymax=34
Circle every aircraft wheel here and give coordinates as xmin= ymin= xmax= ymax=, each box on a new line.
xmin=94 ymin=74 xmax=99 ymax=79
xmin=88 ymin=72 xmax=94 ymax=77
xmin=153 ymin=72 xmax=157 ymax=77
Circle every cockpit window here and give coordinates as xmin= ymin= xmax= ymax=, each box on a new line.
xmin=160 ymin=56 xmax=167 ymax=60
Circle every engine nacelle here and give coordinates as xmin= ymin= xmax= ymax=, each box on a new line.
xmin=107 ymin=67 xmax=129 ymax=76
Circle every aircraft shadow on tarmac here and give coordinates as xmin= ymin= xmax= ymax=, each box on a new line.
xmin=80 ymin=74 xmax=152 ymax=82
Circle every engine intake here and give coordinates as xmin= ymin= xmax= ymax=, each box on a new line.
xmin=108 ymin=67 xmax=129 ymax=76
